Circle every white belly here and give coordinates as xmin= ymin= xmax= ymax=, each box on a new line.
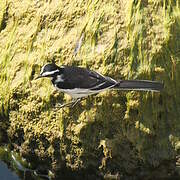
xmin=54 ymin=84 xmax=116 ymax=99
xmin=56 ymin=87 xmax=100 ymax=98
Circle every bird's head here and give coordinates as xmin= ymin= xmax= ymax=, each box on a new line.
xmin=35 ymin=63 xmax=60 ymax=79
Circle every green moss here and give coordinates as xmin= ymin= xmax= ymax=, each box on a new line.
xmin=0 ymin=0 xmax=180 ymax=179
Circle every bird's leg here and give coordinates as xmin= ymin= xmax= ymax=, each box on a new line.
xmin=71 ymin=98 xmax=82 ymax=107
xmin=56 ymin=101 xmax=75 ymax=108
xmin=56 ymin=98 xmax=82 ymax=109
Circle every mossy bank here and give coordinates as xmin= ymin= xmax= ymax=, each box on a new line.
xmin=0 ymin=0 xmax=180 ymax=179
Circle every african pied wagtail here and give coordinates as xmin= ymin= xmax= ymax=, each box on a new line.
xmin=36 ymin=63 xmax=163 ymax=108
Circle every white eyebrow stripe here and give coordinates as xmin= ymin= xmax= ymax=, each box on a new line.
xmin=42 ymin=70 xmax=59 ymax=76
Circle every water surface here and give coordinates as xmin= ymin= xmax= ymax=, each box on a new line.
xmin=0 ymin=160 xmax=19 ymax=180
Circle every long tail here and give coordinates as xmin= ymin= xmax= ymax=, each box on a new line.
xmin=114 ymin=80 xmax=164 ymax=91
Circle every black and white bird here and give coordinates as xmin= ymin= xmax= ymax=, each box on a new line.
xmin=36 ymin=63 xmax=163 ymax=108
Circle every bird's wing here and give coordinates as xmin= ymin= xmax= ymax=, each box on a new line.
xmin=57 ymin=66 xmax=116 ymax=90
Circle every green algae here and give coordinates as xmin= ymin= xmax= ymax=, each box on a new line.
xmin=0 ymin=0 xmax=180 ymax=179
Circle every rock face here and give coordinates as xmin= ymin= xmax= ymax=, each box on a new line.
xmin=0 ymin=0 xmax=180 ymax=179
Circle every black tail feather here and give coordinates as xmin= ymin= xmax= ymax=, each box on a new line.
xmin=114 ymin=80 xmax=164 ymax=91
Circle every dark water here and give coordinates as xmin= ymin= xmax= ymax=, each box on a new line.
xmin=0 ymin=147 xmax=49 ymax=180
xmin=0 ymin=160 xmax=19 ymax=180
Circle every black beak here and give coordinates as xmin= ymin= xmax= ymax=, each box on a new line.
xmin=35 ymin=75 xmax=42 ymax=80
